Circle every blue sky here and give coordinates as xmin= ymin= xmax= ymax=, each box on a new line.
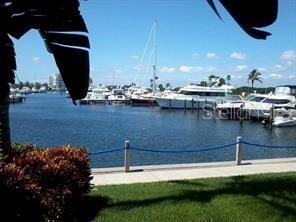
xmin=13 ymin=0 xmax=296 ymax=88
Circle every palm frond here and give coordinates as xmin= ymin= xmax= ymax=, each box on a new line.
xmin=208 ymin=0 xmax=278 ymax=39
xmin=0 ymin=0 xmax=90 ymax=101
xmin=0 ymin=33 xmax=16 ymax=90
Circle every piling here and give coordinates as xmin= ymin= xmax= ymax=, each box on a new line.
xmin=124 ymin=140 xmax=130 ymax=172
xmin=236 ymin=136 xmax=242 ymax=165
xmin=269 ymin=105 xmax=275 ymax=128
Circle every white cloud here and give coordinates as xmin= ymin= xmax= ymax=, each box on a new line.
xmin=132 ymin=65 xmax=144 ymax=72
xmin=266 ymin=73 xmax=282 ymax=79
xmin=274 ymin=64 xmax=285 ymax=70
xmin=159 ymin=66 xmax=176 ymax=73
xmin=33 ymin=57 xmax=40 ymax=63
xmin=258 ymin=67 xmax=267 ymax=72
xmin=192 ymin=52 xmax=199 ymax=59
xmin=130 ymin=55 xmax=139 ymax=60
xmin=280 ymin=50 xmax=296 ymax=61
xmin=179 ymin=65 xmax=216 ymax=73
xmin=230 ymin=52 xmax=247 ymax=60
xmin=206 ymin=52 xmax=218 ymax=59
xmin=288 ymin=75 xmax=295 ymax=79
xmin=231 ymin=75 xmax=243 ymax=79
xmin=235 ymin=65 xmax=248 ymax=71
xmin=114 ymin=69 xmax=123 ymax=74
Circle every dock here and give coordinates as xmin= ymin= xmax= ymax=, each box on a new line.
xmin=91 ymin=157 xmax=296 ymax=186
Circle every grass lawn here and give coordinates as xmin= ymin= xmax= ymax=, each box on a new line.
xmin=83 ymin=172 xmax=296 ymax=222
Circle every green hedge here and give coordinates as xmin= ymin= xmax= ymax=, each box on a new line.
xmin=0 ymin=144 xmax=92 ymax=221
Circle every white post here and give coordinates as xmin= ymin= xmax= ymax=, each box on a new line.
xmin=124 ymin=140 xmax=130 ymax=172
xmin=236 ymin=136 xmax=242 ymax=165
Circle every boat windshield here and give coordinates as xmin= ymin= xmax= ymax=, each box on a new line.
xmin=263 ymin=99 xmax=291 ymax=104
xmin=249 ymin=96 xmax=266 ymax=102
xmin=179 ymin=91 xmax=225 ymax=96
xmin=275 ymin=86 xmax=290 ymax=95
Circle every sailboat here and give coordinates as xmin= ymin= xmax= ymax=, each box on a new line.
xmin=129 ymin=21 xmax=159 ymax=106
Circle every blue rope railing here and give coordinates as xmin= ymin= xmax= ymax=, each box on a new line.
xmin=241 ymin=140 xmax=296 ymax=149
xmin=129 ymin=142 xmax=238 ymax=153
xmin=88 ymin=140 xmax=296 ymax=156
xmin=88 ymin=147 xmax=125 ymax=155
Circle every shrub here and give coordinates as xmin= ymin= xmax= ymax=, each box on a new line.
xmin=0 ymin=145 xmax=92 ymax=221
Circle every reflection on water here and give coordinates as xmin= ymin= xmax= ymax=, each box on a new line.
xmin=10 ymin=93 xmax=296 ymax=167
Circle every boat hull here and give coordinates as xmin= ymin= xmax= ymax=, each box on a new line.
xmin=156 ymin=97 xmax=215 ymax=109
xmin=130 ymin=98 xmax=158 ymax=106
xmin=272 ymin=117 xmax=296 ymax=127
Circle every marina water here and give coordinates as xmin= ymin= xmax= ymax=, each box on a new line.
xmin=10 ymin=93 xmax=296 ymax=168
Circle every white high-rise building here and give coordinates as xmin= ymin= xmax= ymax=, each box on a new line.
xmin=49 ymin=73 xmax=66 ymax=91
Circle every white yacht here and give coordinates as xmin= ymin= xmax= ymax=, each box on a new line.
xmin=80 ymin=85 xmax=111 ymax=104
xmin=155 ymin=84 xmax=234 ymax=109
xmin=262 ymin=108 xmax=296 ymax=127
xmin=39 ymin=86 xmax=48 ymax=93
xmin=244 ymin=85 xmax=296 ymax=119
xmin=9 ymin=88 xmax=26 ymax=103
xmin=108 ymin=89 xmax=129 ymax=104
xmin=217 ymin=94 xmax=266 ymax=119
xmin=126 ymin=86 xmax=158 ymax=106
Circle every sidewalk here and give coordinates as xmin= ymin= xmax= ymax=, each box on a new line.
xmin=91 ymin=157 xmax=296 ymax=186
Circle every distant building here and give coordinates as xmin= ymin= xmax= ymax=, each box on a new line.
xmin=49 ymin=73 xmax=66 ymax=91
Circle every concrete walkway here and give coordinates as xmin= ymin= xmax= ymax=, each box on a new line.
xmin=91 ymin=157 xmax=296 ymax=186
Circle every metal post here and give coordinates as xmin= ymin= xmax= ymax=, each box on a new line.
xmin=269 ymin=105 xmax=274 ymax=128
xmin=184 ymin=99 xmax=187 ymax=111
xmin=236 ymin=136 xmax=242 ymax=165
xmin=239 ymin=104 xmax=244 ymax=124
xmin=124 ymin=140 xmax=130 ymax=172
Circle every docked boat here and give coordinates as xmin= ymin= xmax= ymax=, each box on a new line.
xmin=273 ymin=116 xmax=296 ymax=127
xmin=9 ymin=88 xmax=26 ymax=103
xmin=262 ymin=108 xmax=296 ymax=127
xmin=39 ymin=86 xmax=48 ymax=93
xmin=244 ymin=85 xmax=296 ymax=119
xmin=217 ymin=93 xmax=264 ymax=119
xmin=80 ymin=85 xmax=111 ymax=104
xmin=130 ymin=93 xmax=158 ymax=106
xmin=108 ymin=89 xmax=129 ymax=104
xmin=155 ymin=84 xmax=234 ymax=109
xmin=129 ymin=22 xmax=160 ymax=107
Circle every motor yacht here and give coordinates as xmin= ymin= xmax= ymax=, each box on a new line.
xmin=244 ymin=85 xmax=296 ymax=119
xmin=108 ymin=89 xmax=129 ymax=104
xmin=80 ymin=85 xmax=111 ymax=104
xmin=155 ymin=84 xmax=234 ymax=109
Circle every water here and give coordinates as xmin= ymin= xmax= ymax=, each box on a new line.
xmin=10 ymin=93 xmax=296 ymax=168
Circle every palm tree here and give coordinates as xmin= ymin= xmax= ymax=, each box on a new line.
xmin=226 ymin=75 xmax=231 ymax=85
xmin=248 ymin=69 xmax=263 ymax=91
xmin=218 ymin=78 xmax=226 ymax=87
xmin=0 ymin=0 xmax=90 ymax=154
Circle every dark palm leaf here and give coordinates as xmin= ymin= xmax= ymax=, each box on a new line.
xmin=0 ymin=33 xmax=15 ymax=152
xmin=0 ymin=0 xmax=90 ymax=101
xmin=207 ymin=0 xmax=278 ymax=39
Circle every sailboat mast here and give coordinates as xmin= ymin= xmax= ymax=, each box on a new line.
xmin=153 ymin=21 xmax=157 ymax=94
